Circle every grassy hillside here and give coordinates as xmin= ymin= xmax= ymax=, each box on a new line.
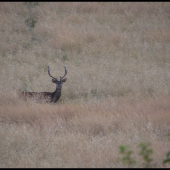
xmin=0 ymin=2 xmax=170 ymax=168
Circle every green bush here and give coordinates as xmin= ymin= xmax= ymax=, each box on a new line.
xmin=119 ymin=145 xmax=136 ymax=168
xmin=119 ymin=133 xmax=170 ymax=168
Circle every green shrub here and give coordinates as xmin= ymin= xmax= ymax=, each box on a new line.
xmin=119 ymin=134 xmax=170 ymax=168
xmin=119 ymin=145 xmax=136 ymax=168
xmin=138 ymin=142 xmax=155 ymax=168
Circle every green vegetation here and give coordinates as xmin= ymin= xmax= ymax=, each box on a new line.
xmin=163 ymin=133 xmax=170 ymax=165
xmin=139 ymin=142 xmax=154 ymax=168
xmin=119 ymin=135 xmax=170 ymax=168
xmin=62 ymin=53 xmax=68 ymax=61
xmin=119 ymin=145 xmax=136 ymax=167
xmin=91 ymin=88 xmax=97 ymax=97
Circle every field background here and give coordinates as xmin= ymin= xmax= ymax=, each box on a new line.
xmin=0 ymin=2 xmax=170 ymax=167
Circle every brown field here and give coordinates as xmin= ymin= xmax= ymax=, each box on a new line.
xmin=0 ymin=2 xmax=170 ymax=168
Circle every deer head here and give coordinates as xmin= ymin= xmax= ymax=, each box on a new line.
xmin=48 ymin=65 xmax=67 ymax=91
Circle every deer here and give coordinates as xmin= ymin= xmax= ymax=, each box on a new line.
xmin=20 ymin=66 xmax=67 ymax=103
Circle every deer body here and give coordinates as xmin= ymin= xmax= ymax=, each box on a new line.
xmin=51 ymin=90 xmax=61 ymax=103
xmin=20 ymin=66 xmax=67 ymax=103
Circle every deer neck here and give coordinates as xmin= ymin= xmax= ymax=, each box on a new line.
xmin=51 ymin=87 xmax=61 ymax=103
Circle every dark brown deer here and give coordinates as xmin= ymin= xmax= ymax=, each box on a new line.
xmin=20 ymin=66 xmax=67 ymax=103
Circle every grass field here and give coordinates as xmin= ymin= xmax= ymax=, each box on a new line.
xmin=0 ymin=2 xmax=170 ymax=167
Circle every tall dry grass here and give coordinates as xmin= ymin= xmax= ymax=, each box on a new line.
xmin=0 ymin=2 xmax=170 ymax=168
xmin=0 ymin=96 xmax=170 ymax=167
xmin=0 ymin=2 xmax=170 ymax=99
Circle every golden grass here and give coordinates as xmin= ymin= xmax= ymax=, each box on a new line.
xmin=0 ymin=2 xmax=170 ymax=168
xmin=0 ymin=96 xmax=170 ymax=167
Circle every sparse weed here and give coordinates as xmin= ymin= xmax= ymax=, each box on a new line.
xmin=163 ymin=133 xmax=170 ymax=166
xmin=119 ymin=137 xmax=170 ymax=168
xmin=91 ymin=89 xmax=97 ymax=97
xmin=119 ymin=145 xmax=136 ymax=168
xmin=62 ymin=53 xmax=68 ymax=61
xmin=23 ymin=83 xmax=29 ymax=92
xmin=25 ymin=16 xmax=37 ymax=29
xmin=138 ymin=142 xmax=155 ymax=168
xmin=163 ymin=151 xmax=170 ymax=165
xmin=25 ymin=2 xmax=39 ymax=9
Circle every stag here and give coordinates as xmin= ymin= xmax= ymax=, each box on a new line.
xmin=20 ymin=66 xmax=67 ymax=103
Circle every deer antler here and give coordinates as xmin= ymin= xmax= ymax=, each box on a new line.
xmin=48 ymin=66 xmax=58 ymax=80
xmin=60 ymin=66 xmax=67 ymax=81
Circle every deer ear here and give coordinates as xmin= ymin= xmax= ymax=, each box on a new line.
xmin=52 ymin=79 xmax=56 ymax=83
xmin=62 ymin=78 xmax=67 ymax=82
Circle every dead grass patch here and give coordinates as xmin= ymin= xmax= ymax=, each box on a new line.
xmin=144 ymin=28 xmax=170 ymax=43
xmin=0 ymin=96 xmax=170 ymax=167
